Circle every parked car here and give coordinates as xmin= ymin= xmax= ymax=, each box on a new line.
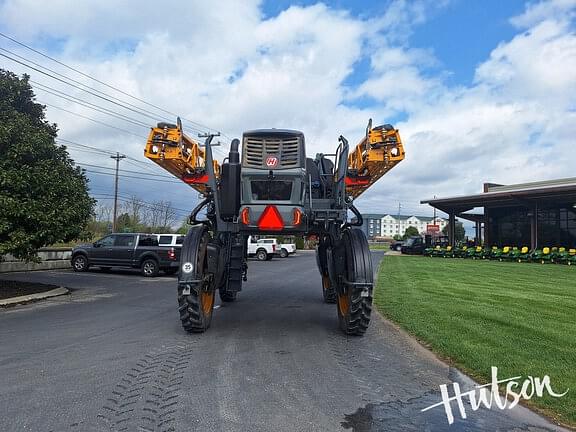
xmin=247 ymin=236 xmax=275 ymax=261
xmin=279 ymin=242 xmax=296 ymax=258
xmin=401 ymin=236 xmax=425 ymax=255
xmin=390 ymin=240 xmax=404 ymax=252
xmin=71 ymin=233 xmax=181 ymax=277
xmin=154 ymin=233 xmax=184 ymax=247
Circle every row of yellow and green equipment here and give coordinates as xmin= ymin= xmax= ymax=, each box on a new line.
xmin=423 ymin=245 xmax=576 ymax=265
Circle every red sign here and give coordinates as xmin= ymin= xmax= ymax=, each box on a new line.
xmin=427 ymin=224 xmax=440 ymax=233
xmin=265 ymin=156 xmax=278 ymax=168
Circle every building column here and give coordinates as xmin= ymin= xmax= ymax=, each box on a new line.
xmin=530 ymin=202 xmax=538 ymax=250
xmin=475 ymin=221 xmax=480 ymax=245
xmin=484 ymin=208 xmax=491 ymax=246
xmin=448 ymin=212 xmax=456 ymax=247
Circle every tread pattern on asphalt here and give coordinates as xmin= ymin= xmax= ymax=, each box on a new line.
xmin=98 ymin=344 xmax=191 ymax=432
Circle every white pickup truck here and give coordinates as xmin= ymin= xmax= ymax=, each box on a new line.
xmin=278 ymin=242 xmax=296 ymax=258
xmin=247 ymin=236 xmax=276 ymax=261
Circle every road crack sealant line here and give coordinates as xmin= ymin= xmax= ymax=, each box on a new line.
xmin=98 ymin=344 xmax=193 ymax=432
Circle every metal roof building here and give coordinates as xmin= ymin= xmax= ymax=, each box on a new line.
xmin=422 ymin=178 xmax=576 ymax=248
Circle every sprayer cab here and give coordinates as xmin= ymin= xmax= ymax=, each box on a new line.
xmin=238 ymin=129 xmax=308 ymax=234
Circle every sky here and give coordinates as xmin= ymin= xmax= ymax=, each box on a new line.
xmin=0 ymin=0 xmax=575 ymax=228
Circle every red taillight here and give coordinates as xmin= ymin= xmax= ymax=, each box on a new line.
xmin=182 ymin=174 xmax=209 ymax=184
xmin=168 ymin=247 xmax=176 ymax=260
xmin=241 ymin=207 xmax=250 ymax=225
xmin=272 ymin=244 xmax=276 ymax=252
xmin=257 ymin=205 xmax=284 ymax=231
xmin=293 ymin=208 xmax=303 ymax=226
xmin=345 ymin=176 xmax=371 ymax=186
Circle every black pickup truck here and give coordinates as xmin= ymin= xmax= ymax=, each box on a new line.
xmin=71 ymin=233 xmax=181 ymax=277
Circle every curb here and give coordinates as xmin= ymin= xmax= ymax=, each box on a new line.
xmin=0 ymin=286 xmax=70 ymax=307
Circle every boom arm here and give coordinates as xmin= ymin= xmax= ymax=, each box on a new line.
xmin=345 ymin=120 xmax=405 ymax=198
xmin=144 ymin=119 xmax=220 ymax=194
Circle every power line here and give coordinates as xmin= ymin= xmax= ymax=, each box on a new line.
xmin=75 ymin=161 xmax=176 ymax=179
xmin=0 ymin=43 xmax=233 ymax=152
xmin=0 ymin=49 xmax=170 ymax=125
xmin=1 ymin=50 xmax=230 ymax=158
xmin=39 ymin=100 xmax=147 ymax=138
xmin=84 ymin=169 xmax=185 ymax=183
xmin=32 ymin=81 xmax=150 ymax=128
xmin=0 ymin=31 xmax=223 ymax=135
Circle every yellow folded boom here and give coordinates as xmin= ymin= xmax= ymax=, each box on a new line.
xmin=144 ymin=121 xmax=220 ymax=194
xmin=345 ymin=122 xmax=405 ymax=198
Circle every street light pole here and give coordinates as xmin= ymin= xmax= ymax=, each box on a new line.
xmin=110 ymin=152 xmax=126 ymax=232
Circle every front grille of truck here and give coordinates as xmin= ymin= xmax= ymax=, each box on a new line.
xmin=243 ymin=136 xmax=301 ymax=169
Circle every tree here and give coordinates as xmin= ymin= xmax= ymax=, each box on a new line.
xmin=0 ymin=70 xmax=94 ymax=260
xmin=442 ymin=221 xmax=466 ymax=242
xmin=123 ymin=195 xmax=144 ymax=226
xmin=403 ymin=225 xmax=420 ymax=239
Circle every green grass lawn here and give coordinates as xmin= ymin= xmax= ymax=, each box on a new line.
xmin=374 ymin=256 xmax=576 ymax=427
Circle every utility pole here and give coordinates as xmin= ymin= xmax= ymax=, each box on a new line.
xmin=433 ymin=195 xmax=437 ymax=225
xmin=110 ymin=152 xmax=126 ymax=232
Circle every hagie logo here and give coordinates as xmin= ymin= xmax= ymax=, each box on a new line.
xmin=265 ymin=156 xmax=278 ymax=168
xmin=422 ymin=367 xmax=568 ymax=425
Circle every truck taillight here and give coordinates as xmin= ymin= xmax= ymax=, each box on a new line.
xmin=293 ymin=208 xmax=303 ymax=226
xmin=168 ymin=248 xmax=176 ymax=260
xmin=241 ymin=207 xmax=250 ymax=225
xmin=273 ymin=245 xmax=276 ymax=252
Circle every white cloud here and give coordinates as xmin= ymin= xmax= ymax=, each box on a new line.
xmin=0 ymin=0 xmax=574 ymax=223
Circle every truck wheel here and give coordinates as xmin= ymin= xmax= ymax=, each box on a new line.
xmin=178 ymin=228 xmax=215 ymax=333
xmin=336 ymin=229 xmax=373 ymax=336
xmin=280 ymin=248 xmax=288 ymax=258
xmin=256 ymin=249 xmax=267 ymax=261
xmin=141 ymin=258 xmax=159 ymax=277
xmin=72 ymin=254 xmax=89 ymax=272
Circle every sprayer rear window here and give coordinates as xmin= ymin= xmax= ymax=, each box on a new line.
xmin=251 ymin=181 xmax=292 ymax=200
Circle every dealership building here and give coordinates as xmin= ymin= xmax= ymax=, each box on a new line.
xmin=421 ymin=177 xmax=576 ymax=248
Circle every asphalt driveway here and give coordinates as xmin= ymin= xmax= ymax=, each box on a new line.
xmin=0 ymin=251 xmax=567 ymax=431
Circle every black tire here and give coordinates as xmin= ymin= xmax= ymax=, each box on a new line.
xmin=141 ymin=258 xmax=159 ymax=277
xmin=219 ymin=290 xmax=237 ymax=302
xmin=336 ymin=229 xmax=373 ymax=336
xmin=72 ymin=254 xmax=89 ymax=272
xmin=256 ymin=249 xmax=268 ymax=261
xmin=280 ymin=248 xmax=289 ymax=258
xmin=178 ymin=229 xmax=215 ymax=333
xmin=322 ymin=274 xmax=337 ymax=304
xmin=395 ymin=245 xmax=402 ymax=252
xmin=317 ymin=244 xmax=336 ymax=304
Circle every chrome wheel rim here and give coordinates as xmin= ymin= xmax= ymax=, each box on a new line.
xmin=143 ymin=262 xmax=155 ymax=275
xmin=74 ymin=257 xmax=85 ymax=270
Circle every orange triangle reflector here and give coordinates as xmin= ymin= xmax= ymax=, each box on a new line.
xmin=258 ymin=205 xmax=284 ymax=231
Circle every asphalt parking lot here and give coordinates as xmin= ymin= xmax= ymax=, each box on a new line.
xmin=0 ymin=251 xmax=567 ymax=432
